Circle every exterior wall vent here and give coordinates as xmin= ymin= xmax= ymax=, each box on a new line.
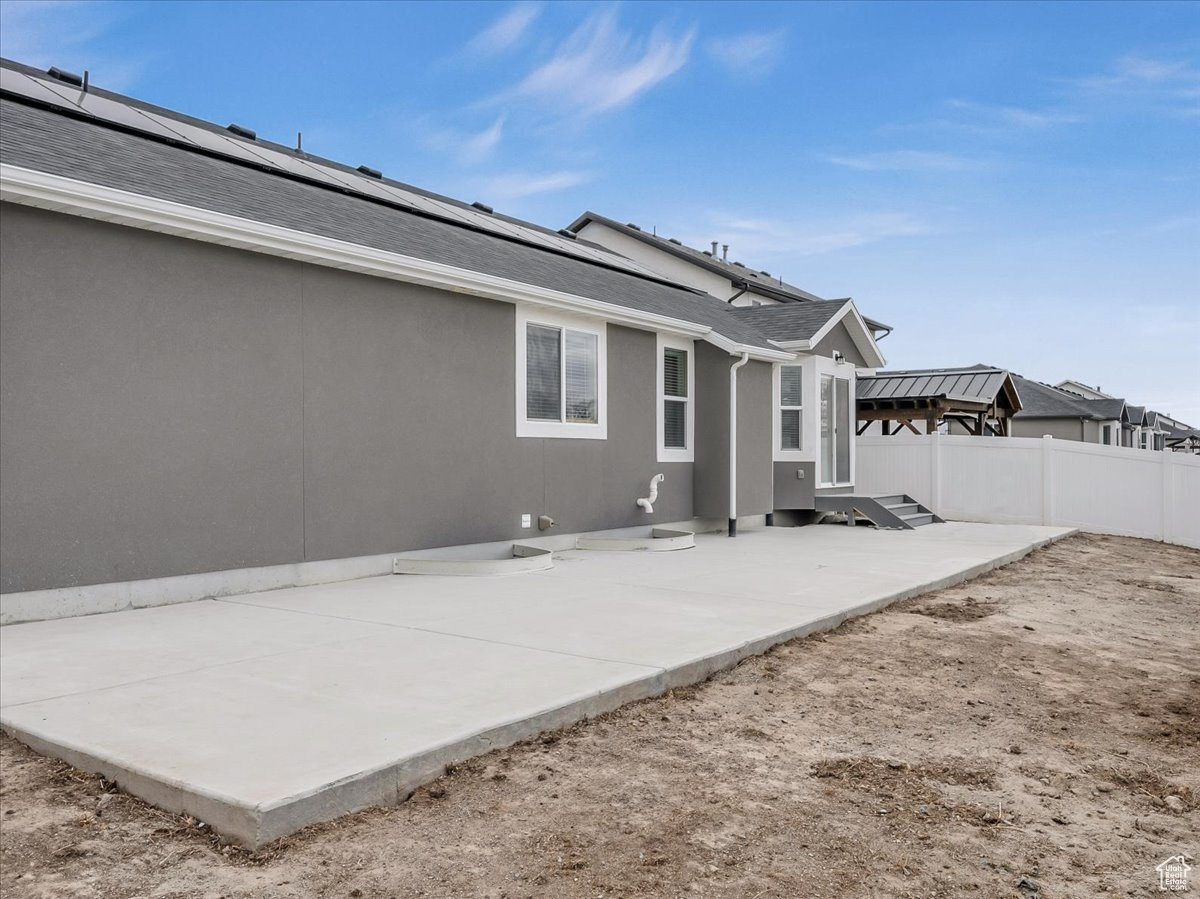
xmin=226 ymin=123 xmax=257 ymax=140
xmin=356 ymin=165 xmax=382 ymax=179
xmin=47 ymin=67 xmax=84 ymax=87
xmin=471 ymin=201 xmax=493 ymax=213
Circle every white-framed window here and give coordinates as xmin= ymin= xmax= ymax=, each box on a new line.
xmin=515 ymin=305 xmax=607 ymax=439
xmin=657 ymin=334 xmax=694 ymax=462
xmin=779 ymin=365 xmax=803 ymax=452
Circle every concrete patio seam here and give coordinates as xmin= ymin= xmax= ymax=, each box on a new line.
xmin=213 ymin=596 xmax=671 ymax=674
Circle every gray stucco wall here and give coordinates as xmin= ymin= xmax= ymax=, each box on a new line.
xmin=1011 ymin=417 xmax=1090 ymax=442
xmin=691 ymin=344 xmax=772 ymax=521
xmin=0 ymin=204 xmax=691 ymax=593
xmin=810 ymin=320 xmax=868 ymax=367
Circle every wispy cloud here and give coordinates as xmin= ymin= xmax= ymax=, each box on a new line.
xmin=1070 ymin=53 xmax=1200 ymax=118
xmin=465 ymin=3 xmax=540 ymax=57
xmin=460 ymin=115 xmax=506 ymax=163
xmin=706 ymin=30 xmax=785 ymax=78
xmin=509 ymin=9 xmax=695 ymax=119
xmin=411 ymin=113 xmax=506 ymax=165
xmin=481 ymin=169 xmax=592 ymax=201
xmin=824 ymin=150 xmax=981 ymax=172
xmin=694 ymin=212 xmax=929 ymax=259
xmin=945 ymin=99 xmax=1083 ymax=129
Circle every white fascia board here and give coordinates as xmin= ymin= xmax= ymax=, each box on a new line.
xmin=1 ymin=164 xmax=792 ymax=363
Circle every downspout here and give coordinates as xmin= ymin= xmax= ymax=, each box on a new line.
xmin=728 ymin=352 xmax=750 ymax=536
xmin=727 ymin=282 xmax=749 ymax=304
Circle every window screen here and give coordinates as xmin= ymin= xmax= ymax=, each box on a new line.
xmin=564 ymin=331 xmax=598 ymax=423
xmin=780 ymin=365 xmax=803 ymax=450
xmin=663 ymin=348 xmax=688 ymax=449
xmin=526 ymin=325 xmax=561 ymax=421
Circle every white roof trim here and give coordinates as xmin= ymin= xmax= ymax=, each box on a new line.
xmin=772 ymin=300 xmax=886 ymax=368
xmin=0 ymin=164 xmax=794 ymax=363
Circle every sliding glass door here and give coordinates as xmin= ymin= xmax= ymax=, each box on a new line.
xmin=820 ymin=374 xmax=852 ymax=485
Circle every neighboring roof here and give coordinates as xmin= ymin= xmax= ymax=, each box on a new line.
xmin=1010 ymin=374 xmax=1124 ymax=420
xmin=1125 ymin=404 xmax=1146 ymax=426
xmin=857 ymin=367 xmax=1021 ymax=411
xmin=567 ymin=210 xmax=892 ymax=333
xmin=728 ymin=300 xmax=851 ymax=342
xmin=0 ymin=59 xmax=780 ymax=354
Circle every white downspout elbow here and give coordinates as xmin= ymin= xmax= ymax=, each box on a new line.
xmin=728 ymin=352 xmax=749 ymax=536
xmin=637 ymin=473 xmax=665 ymax=513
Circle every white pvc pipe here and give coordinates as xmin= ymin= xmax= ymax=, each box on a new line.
xmin=636 ymin=473 xmax=665 ymax=513
xmin=728 ymin=352 xmax=749 ymax=535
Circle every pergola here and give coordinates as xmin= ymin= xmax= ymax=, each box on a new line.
xmin=856 ymin=367 xmax=1023 ymax=437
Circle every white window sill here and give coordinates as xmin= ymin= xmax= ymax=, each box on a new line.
xmin=517 ymin=419 xmax=607 ymax=440
xmin=657 ymin=447 xmax=694 ymax=463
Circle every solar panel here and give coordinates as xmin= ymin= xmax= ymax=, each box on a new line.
xmin=0 ymin=63 xmax=677 ymax=285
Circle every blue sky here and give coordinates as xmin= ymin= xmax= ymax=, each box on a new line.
xmin=3 ymin=0 xmax=1198 ymax=420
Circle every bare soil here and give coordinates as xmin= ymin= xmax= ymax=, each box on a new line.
xmin=2 ymin=533 xmax=1197 ymax=898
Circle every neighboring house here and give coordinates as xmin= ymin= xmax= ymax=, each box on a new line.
xmin=566 ymin=211 xmax=893 ymax=336
xmin=1054 ymin=379 xmax=1112 ymax=401
xmin=855 ymin=367 xmax=1022 ymax=436
xmin=0 ymin=59 xmax=893 ymax=599
xmin=565 ymin=211 xmax=889 ymax=517
xmin=1009 ymin=374 xmax=1129 ymax=445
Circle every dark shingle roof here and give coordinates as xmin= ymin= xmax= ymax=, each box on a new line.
xmin=727 ymin=300 xmax=851 ymax=343
xmin=857 ymin=367 xmax=1019 ymax=409
xmin=1011 ymin=374 xmax=1125 ymax=420
xmin=0 ymin=62 xmax=780 ymax=352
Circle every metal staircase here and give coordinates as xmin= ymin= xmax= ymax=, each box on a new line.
xmin=812 ymin=494 xmax=943 ymax=530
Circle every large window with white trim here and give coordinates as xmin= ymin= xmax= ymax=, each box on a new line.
xmin=657 ymin=334 xmax=694 ymax=461
xmin=779 ymin=365 xmax=803 ymax=450
xmin=526 ymin=325 xmax=598 ymax=423
xmin=516 ymin=307 xmax=607 ymax=439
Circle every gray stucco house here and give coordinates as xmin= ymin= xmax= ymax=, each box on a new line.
xmin=0 ymin=59 xmax=888 ymax=607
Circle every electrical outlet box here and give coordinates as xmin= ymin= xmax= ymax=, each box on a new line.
xmin=796 ymin=469 xmax=805 ymax=480
xmin=521 ymin=514 xmax=532 ymax=528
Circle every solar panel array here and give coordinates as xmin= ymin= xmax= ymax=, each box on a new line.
xmin=0 ymin=65 xmax=669 ymax=283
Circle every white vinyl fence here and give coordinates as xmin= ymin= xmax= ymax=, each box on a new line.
xmin=856 ymin=434 xmax=1200 ymax=549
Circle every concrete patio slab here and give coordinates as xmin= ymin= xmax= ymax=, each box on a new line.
xmin=0 ymin=522 xmax=1072 ymax=847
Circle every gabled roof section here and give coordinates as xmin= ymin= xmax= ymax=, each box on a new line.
xmin=0 ymin=58 xmax=786 ymax=357
xmin=567 ymin=210 xmax=893 ymax=334
xmin=857 ymin=367 xmax=1021 ymax=412
xmin=729 ymin=299 xmax=886 ymax=368
xmin=728 ymin=299 xmax=850 ymax=342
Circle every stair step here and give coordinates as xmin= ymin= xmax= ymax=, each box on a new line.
xmin=883 ymin=502 xmax=919 ymax=517
xmin=901 ymin=512 xmax=934 ymax=527
xmin=873 ymin=495 xmax=907 ymax=506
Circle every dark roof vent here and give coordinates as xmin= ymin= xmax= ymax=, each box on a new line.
xmin=702 ymin=250 xmax=713 ymax=257
xmin=732 ymin=261 xmax=745 ymax=268
xmin=668 ymin=238 xmax=682 ymax=245
xmin=471 ymin=201 xmax=493 ymax=213
xmin=557 ymin=229 xmax=576 ymax=239
xmin=47 ymin=66 xmax=84 ymax=87
xmin=760 ymin=270 xmax=771 ymax=276
xmin=626 ymin=223 xmax=641 ymax=231
xmin=226 ymin=123 xmax=257 ymax=140
xmin=356 ymin=165 xmax=382 ymax=179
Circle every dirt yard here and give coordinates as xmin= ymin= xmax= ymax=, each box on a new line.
xmin=2 ymin=532 xmax=1197 ymax=898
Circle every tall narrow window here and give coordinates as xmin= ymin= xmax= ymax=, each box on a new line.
xmin=526 ymin=325 xmax=561 ymax=421
xmin=780 ymin=365 xmax=803 ymax=450
xmin=663 ymin=347 xmax=688 ymax=448
xmin=565 ymin=331 xmax=598 ymax=423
